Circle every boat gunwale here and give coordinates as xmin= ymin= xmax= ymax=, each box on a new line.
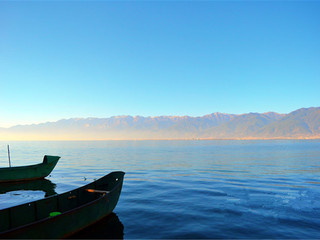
xmin=0 ymin=163 xmax=43 ymax=171
xmin=0 ymin=155 xmax=60 ymax=171
xmin=0 ymin=171 xmax=125 ymax=236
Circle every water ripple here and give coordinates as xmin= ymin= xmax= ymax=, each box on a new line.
xmin=1 ymin=140 xmax=320 ymax=239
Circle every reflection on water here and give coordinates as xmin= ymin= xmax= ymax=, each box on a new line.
xmin=68 ymin=212 xmax=124 ymax=239
xmin=0 ymin=178 xmax=57 ymax=197
xmin=0 ymin=179 xmax=57 ymax=209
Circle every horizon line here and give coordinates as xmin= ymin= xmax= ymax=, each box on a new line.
xmin=0 ymin=137 xmax=320 ymax=142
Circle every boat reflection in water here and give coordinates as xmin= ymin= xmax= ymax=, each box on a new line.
xmin=0 ymin=178 xmax=57 ymax=197
xmin=68 ymin=212 xmax=124 ymax=239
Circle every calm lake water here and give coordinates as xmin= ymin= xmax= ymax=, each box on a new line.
xmin=0 ymin=140 xmax=320 ymax=239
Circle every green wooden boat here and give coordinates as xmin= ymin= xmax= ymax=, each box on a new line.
xmin=0 ymin=155 xmax=60 ymax=183
xmin=0 ymin=171 xmax=125 ymax=239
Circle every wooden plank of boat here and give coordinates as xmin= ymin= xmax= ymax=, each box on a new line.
xmin=0 ymin=171 xmax=125 ymax=239
xmin=0 ymin=155 xmax=60 ymax=183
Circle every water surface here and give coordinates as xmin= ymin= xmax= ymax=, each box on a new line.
xmin=0 ymin=140 xmax=319 ymax=238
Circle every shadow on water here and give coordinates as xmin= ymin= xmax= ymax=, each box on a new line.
xmin=68 ymin=212 xmax=124 ymax=239
xmin=0 ymin=178 xmax=57 ymax=197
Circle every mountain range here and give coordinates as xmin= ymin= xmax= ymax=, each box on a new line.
xmin=1 ymin=107 xmax=320 ymax=140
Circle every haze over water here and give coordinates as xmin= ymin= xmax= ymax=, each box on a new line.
xmin=0 ymin=140 xmax=319 ymax=239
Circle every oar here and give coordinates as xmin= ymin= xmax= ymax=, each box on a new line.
xmin=7 ymin=145 xmax=11 ymax=167
xmin=85 ymin=189 xmax=110 ymax=194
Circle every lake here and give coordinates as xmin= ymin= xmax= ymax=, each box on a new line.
xmin=0 ymin=140 xmax=320 ymax=239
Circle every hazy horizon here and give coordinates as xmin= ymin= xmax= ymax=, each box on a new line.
xmin=1 ymin=107 xmax=319 ymax=141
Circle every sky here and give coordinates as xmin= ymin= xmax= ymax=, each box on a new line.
xmin=0 ymin=1 xmax=319 ymax=128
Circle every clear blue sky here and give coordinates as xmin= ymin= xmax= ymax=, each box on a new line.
xmin=0 ymin=1 xmax=319 ymax=127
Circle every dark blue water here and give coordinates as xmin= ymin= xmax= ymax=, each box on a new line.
xmin=0 ymin=140 xmax=320 ymax=239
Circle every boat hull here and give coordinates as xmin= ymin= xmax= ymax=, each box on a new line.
xmin=0 ymin=155 xmax=60 ymax=183
xmin=0 ymin=171 xmax=125 ymax=238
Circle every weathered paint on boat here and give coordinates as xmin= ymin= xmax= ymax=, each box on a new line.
xmin=0 ymin=171 xmax=125 ymax=239
xmin=0 ymin=155 xmax=60 ymax=183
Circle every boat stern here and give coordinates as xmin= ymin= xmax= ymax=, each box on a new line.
xmin=43 ymin=155 xmax=60 ymax=165
xmin=42 ymin=155 xmax=60 ymax=177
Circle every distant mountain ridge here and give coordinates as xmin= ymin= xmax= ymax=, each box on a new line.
xmin=0 ymin=107 xmax=319 ymax=140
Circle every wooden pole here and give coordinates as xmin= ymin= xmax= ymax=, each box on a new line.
xmin=7 ymin=145 xmax=11 ymax=167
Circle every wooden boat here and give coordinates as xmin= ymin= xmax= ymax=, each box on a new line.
xmin=0 ymin=171 xmax=125 ymax=239
xmin=0 ymin=155 xmax=60 ymax=183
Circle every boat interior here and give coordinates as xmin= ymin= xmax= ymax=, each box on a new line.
xmin=0 ymin=172 xmax=123 ymax=233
